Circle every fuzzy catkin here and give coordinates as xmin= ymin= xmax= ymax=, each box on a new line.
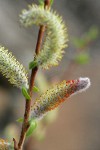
xmin=0 ymin=139 xmax=13 ymax=150
xmin=20 ymin=4 xmax=68 ymax=69
xmin=0 ymin=46 xmax=29 ymax=89
xmin=31 ymin=78 xmax=90 ymax=120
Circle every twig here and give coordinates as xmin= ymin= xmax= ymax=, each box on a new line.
xmin=13 ymin=138 xmax=18 ymax=150
xmin=14 ymin=1 xmax=50 ymax=150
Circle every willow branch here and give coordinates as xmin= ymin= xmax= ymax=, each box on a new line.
xmin=14 ymin=1 xmax=50 ymax=150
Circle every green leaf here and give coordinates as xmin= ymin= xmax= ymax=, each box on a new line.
xmin=26 ymin=120 xmax=37 ymax=137
xmin=50 ymin=0 xmax=54 ymax=6
xmin=16 ymin=118 xmax=24 ymax=123
xmin=22 ymin=87 xmax=31 ymax=100
xmin=33 ymin=86 xmax=39 ymax=92
xmin=75 ymin=52 xmax=90 ymax=65
xmin=73 ymin=26 xmax=99 ymax=49
xmin=29 ymin=61 xmax=37 ymax=69
xmin=38 ymin=0 xmax=54 ymax=6
xmin=38 ymin=0 xmax=44 ymax=5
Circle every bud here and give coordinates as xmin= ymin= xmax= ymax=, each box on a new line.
xmin=31 ymin=77 xmax=90 ymax=120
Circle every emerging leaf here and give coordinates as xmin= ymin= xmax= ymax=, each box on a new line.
xmin=29 ymin=61 xmax=38 ymax=69
xmin=26 ymin=120 xmax=37 ymax=137
xmin=38 ymin=0 xmax=54 ymax=6
xmin=16 ymin=118 xmax=24 ymax=123
xmin=22 ymin=87 xmax=31 ymax=100
xmin=50 ymin=0 xmax=54 ymax=6
xmin=38 ymin=0 xmax=44 ymax=5
xmin=33 ymin=86 xmax=39 ymax=92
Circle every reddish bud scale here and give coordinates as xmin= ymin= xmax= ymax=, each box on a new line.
xmin=31 ymin=78 xmax=90 ymax=120
xmin=47 ymin=80 xmax=79 ymax=111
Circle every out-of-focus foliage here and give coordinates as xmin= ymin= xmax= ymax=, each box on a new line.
xmin=75 ymin=52 xmax=90 ymax=64
xmin=72 ymin=26 xmax=99 ymax=65
xmin=33 ymin=86 xmax=39 ymax=92
xmin=73 ymin=26 xmax=99 ymax=49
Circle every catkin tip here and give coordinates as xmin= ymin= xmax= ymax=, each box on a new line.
xmin=77 ymin=77 xmax=91 ymax=92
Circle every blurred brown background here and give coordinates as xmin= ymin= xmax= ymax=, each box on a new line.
xmin=0 ymin=0 xmax=100 ymax=150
